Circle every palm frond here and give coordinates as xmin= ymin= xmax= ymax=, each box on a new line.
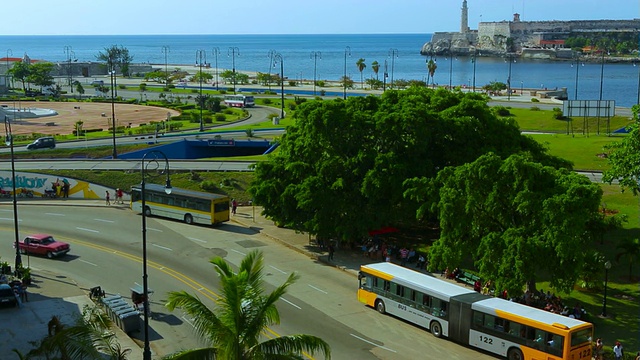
xmin=252 ymin=335 xmax=331 ymax=360
xmin=161 ymin=347 xmax=216 ymax=360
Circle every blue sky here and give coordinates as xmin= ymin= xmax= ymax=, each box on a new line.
xmin=3 ymin=0 xmax=638 ymax=35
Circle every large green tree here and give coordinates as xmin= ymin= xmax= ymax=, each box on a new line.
xmin=8 ymin=60 xmax=32 ymax=92
xmin=26 ymin=62 xmax=55 ymax=89
xmin=426 ymin=59 xmax=437 ymax=86
xmin=164 ymin=250 xmax=331 ymax=360
xmin=96 ymin=45 xmax=133 ymax=76
xmin=405 ymin=153 xmax=602 ymax=296
xmin=249 ymin=87 xmax=568 ymax=243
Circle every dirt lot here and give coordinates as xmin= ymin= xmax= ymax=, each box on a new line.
xmin=0 ymin=102 xmax=180 ymax=136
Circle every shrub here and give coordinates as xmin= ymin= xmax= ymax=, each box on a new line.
xmin=200 ymin=180 xmax=219 ymax=192
xmin=316 ymin=80 xmax=325 ymax=87
xmin=288 ymin=80 xmax=297 ymax=86
xmin=262 ymin=98 xmax=272 ymax=105
xmin=203 ymin=115 xmax=213 ymax=124
xmin=215 ymin=114 xmax=226 ymax=122
xmin=530 ymin=106 xmax=540 ymax=111
xmin=552 ymin=107 xmax=564 ymax=120
xmin=493 ymin=106 xmax=511 ymax=116
xmin=531 ymin=97 xmax=540 ymax=103
xmin=245 ymin=128 xmax=254 ymax=137
xmin=319 ymin=90 xmax=326 ymax=96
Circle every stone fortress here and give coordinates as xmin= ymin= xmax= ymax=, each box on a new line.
xmin=421 ymin=0 xmax=640 ymax=60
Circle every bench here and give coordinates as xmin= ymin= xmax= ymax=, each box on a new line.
xmin=456 ymin=271 xmax=480 ymax=287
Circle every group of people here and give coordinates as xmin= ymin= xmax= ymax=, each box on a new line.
xmin=0 ymin=274 xmax=28 ymax=306
xmin=595 ymin=339 xmax=638 ymax=360
xmin=105 ymin=188 xmax=124 ymax=206
xmin=360 ymin=238 xmax=428 ymax=269
xmin=50 ymin=178 xmax=70 ymax=198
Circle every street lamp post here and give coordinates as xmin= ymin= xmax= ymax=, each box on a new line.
xmin=520 ymin=80 xmax=524 ymax=95
xmin=599 ymin=49 xmax=606 ymax=101
xmin=310 ymin=51 xmax=321 ymax=96
xmin=505 ymin=53 xmax=516 ymax=101
xmin=572 ymin=52 xmax=582 ymax=100
xmin=472 ymin=48 xmax=477 ymax=93
xmin=162 ymin=46 xmax=170 ymax=86
xmin=228 ymin=47 xmax=240 ymax=94
xmin=5 ymin=49 xmax=11 ymax=76
xmin=343 ymin=46 xmax=351 ymax=99
xmin=383 ymin=59 xmax=388 ymax=92
xmin=388 ymin=48 xmax=398 ymax=89
xmin=64 ymin=46 xmax=74 ymax=93
xmin=4 ymin=116 xmax=21 ymax=272
xmin=601 ymin=260 xmax=612 ymax=317
xmin=634 ymin=60 xmax=640 ymax=105
xmin=196 ymin=50 xmax=206 ymax=132
xmin=109 ymin=66 xmax=117 ymax=159
xmin=447 ymin=41 xmax=453 ymax=89
xmin=140 ymin=150 xmax=172 ymax=360
xmin=266 ymin=49 xmax=276 ymax=91
xmin=273 ymin=53 xmax=285 ymax=119
xmin=212 ymin=47 xmax=220 ymax=91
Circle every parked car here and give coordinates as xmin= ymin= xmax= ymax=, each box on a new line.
xmin=0 ymin=284 xmax=17 ymax=307
xmin=17 ymin=234 xmax=70 ymax=259
xmin=26 ymin=136 xmax=56 ymax=150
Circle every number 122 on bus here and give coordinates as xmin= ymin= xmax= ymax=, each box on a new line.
xmin=358 ymin=263 xmax=593 ymax=360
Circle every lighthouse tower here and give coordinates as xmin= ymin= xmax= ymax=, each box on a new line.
xmin=461 ymin=0 xmax=470 ymax=33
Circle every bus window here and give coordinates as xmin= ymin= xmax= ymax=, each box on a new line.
xmin=494 ymin=318 xmax=505 ymax=332
xmin=546 ymin=334 xmax=564 ymax=357
xmin=432 ymin=298 xmax=447 ymax=318
xmin=483 ymin=314 xmax=495 ymax=329
xmin=390 ymin=283 xmax=404 ymax=297
xmin=473 ymin=311 xmax=483 ymax=327
xmin=508 ymin=321 xmax=522 ymax=337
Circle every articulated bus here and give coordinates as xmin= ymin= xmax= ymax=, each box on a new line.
xmin=131 ymin=184 xmax=230 ymax=226
xmin=358 ymin=263 xmax=593 ymax=360
xmin=224 ymin=94 xmax=255 ymax=108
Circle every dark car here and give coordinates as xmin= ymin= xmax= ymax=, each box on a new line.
xmin=0 ymin=284 xmax=17 ymax=307
xmin=17 ymin=234 xmax=70 ymax=259
xmin=26 ymin=136 xmax=56 ymax=150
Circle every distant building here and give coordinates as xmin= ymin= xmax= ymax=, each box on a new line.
xmin=422 ymin=1 xmax=640 ymax=59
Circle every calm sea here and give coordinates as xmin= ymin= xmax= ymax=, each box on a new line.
xmin=0 ymin=34 xmax=638 ymax=108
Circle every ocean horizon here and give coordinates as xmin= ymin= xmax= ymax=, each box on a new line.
xmin=1 ymin=34 xmax=638 ymax=107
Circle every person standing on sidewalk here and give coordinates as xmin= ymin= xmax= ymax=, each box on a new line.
xmin=328 ymin=243 xmax=335 ymax=262
xmin=105 ymin=191 xmax=111 ymax=206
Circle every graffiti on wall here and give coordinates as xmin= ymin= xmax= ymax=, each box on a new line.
xmin=0 ymin=171 xmax=102 ymax=199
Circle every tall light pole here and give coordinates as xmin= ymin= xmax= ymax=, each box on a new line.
xmin=383 ymin=59 xmax=388 ymax=92
xmin=266 ymin=49 xmax=276 ymax=91
xmin=140 ymin=150 xmax=172 ymax=360
xmin=6 ymin=49 xmax=12 ymax=89
xmin=634 ymin=60 xmax=640 ymax=105
xmin=273 ymin=53 xmax=285 ymax=119
xmin=506 ymin=53 xmax=515 ymax=101
xmin=472 ymin=48 xmax=477 ymax=93
xmin=196 ymin=50 xmax=206 ymax=132
xmin=109 ymin=64 xmax=117 ymax=159
xmin=572 ymin=52 xmax=582 ymax=100
xmin=4 ymin=116 xmax=21 ymax=272
xmin=601 ymin=260 xmax=612 ymax=317
xmin=343 ymin=46 xmax=351 ymax=99
xmin=599 ymin=49 xmax=606 ymax=101
xmin=228 ymin=47 xmax=240 ymax=94
xmin=212 ymin=47 xmax=220 ymax=91
xmin=161 ymin=46 xmax=170 ymax=86
xmin=310 ymin=51 xmax=321 ymax=96
xmin=64 ymin=46 xmax=75 ymax=93
xmin=388 ymin=48 xmax=398 ymax=89
xmin=447 ymin=41 xmax=453 ymax=89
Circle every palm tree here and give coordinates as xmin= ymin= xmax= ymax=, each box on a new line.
xmin=164 ymin=250 xmax=331 ymax=360
xmin=371 ymin=61 xmax=380 ymax=80
xmin=17 ymin=305 xmax=131 ymax=360
xmin=427 ymin=58 xmax=437 ymax=87
xmin=355 ymin=58 xmax=366 ymax=89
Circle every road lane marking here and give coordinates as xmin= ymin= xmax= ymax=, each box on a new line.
xmin=80 ymin=259 xmax=98 ymax=267
xmin=350 ymin=334 xmax=397 ymax=353
xmin=188 ymin=237 xmax=206 ymax=243
xmin=0 ymin=217 xmax=23 ymax=222
xmin=146 ymin=227 xmax=162 ymax=232
xmin=308 ymin=284 xmax=328 ymax=294
xmin=269 ymin=265 xmax=287 ymax=275
xmin=0 ymin=209 xmax=11 ymax=212
xmin=76 ymin=227 xmax=99 ymax=233
xmin=94 ymin=218 xmax=115 ymax=223
xmin=152 ymin=244 xmax=172 ymax=251
xmin=45 ymin=212 xmax=65 ymax=216
xmin=231 ymin=249 xmax=246 ymax=256
xmin=280 ymin=297 xmax=301 ymax=309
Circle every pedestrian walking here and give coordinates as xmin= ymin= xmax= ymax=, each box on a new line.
xmin=116 ymin=188 xmax=124 ymax=204
xmin=613 ymin=341 xmax=624 ymax=360
xmin=105 ymin=191 xmax=111 ymax=206
xmin=328 ymin=243 xmax=335 ymax=262
xmin=231 ymin=199 xmax=238 ymax=215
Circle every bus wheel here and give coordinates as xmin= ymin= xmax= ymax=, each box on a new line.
xmin=507 ymin=348 xmax=523 ymax=360
xmin=184 ymin=214 xmax=194 ymax=225
xmin=144 ymin=207 xmax=152 ymax=217
xmin=375 ymin=300 xmax=386 ymax=314
xmin=430 ymin=321 xmax=442 ymax=338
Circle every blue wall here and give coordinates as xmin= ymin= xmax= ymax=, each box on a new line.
xmin=116 ymin=139 xmax=273 ymax=160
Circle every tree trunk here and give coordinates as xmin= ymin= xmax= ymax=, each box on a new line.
xmin=526 ymin=279 xmax=537 ymax=294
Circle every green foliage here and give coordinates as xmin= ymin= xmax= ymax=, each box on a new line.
xmin=215 ymin=114 xmax=226 ymax=122
xmin=530 ymin=106 xmax=540 ymax=111
xmin=164 ymin=251 xmax=331 ymax=359
xmin=316 ymin=80 xmax=325 ymax=87
xmin=245 ymin=128 xmax=254 ymax=137
xmin=493 ymin=105 xmax=511 ymax=116
xmin=421 ymin=153 xmax=603 ymax=295
xmin=200 ymin=180 xmax=220 ymax=192
xmin=603 ymin=107 xmax=640 ymax=195
xmin=262 ymin=98 xmax=272 ymax=105
xmin=531 ymin=97 xmax=540 ymax=103
xmin=552 ymin=107 xmax=564 ymax=120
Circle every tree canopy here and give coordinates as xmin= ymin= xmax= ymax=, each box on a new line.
xmin=249 ymin=87 xmax=569 ymax=243
xmin=96 ymin=45 xmax=133 ymax=76
xmin=406 ymin=153 xmax=602 ymax=295
xmin=602 ymin=105 xmax=640 ymax=194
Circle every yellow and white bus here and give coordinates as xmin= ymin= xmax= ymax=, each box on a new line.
xmin=358 ymin=263 xmax=593 ymax=360
xmin=131 ymin=184 xmax=230 ymax=225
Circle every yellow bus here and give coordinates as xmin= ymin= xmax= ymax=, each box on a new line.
xmin=358 ymin=263 xmax=593 ymax=360
xmin=131 ymin=184 xmax=230 ymax=225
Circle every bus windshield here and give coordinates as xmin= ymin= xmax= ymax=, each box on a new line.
xmin=570 ymin=328 xmax=592 ymax=347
